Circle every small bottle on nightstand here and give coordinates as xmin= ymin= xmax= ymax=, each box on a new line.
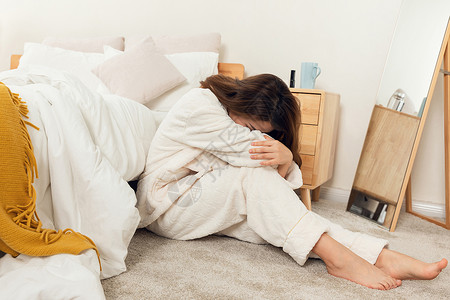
xmin=290 ymin=70 xmax=296 ymax=88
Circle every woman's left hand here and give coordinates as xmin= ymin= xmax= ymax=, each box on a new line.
xmin=249 ymin=136 xmax=293 ymax=167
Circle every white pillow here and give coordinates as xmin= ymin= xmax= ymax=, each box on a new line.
xmin=100 ymin=46 xmax=219 ymax=111
xmin=18 ymin=43 xmax=105 ymax=92
xmin=146 ymin=52 xmax=219 ymax=112
xmin=92 ymin=40 xmax=186 ymax=105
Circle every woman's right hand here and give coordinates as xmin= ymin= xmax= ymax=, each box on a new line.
xmin=249 ymin=136 xmax=293 ymax=177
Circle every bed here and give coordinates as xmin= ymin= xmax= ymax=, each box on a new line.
xmin=0 ymin=34 xmax=245 ymax=299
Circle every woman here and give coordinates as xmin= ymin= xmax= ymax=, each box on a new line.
xmin=136 ymin=74 xmax=447 ymax=290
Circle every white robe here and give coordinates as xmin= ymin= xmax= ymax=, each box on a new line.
xmin=136 ymin=88 xmax=387 ymax=265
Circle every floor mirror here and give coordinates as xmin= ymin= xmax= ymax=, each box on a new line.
xmin=347 ymin=0 xmax=450 ymax=232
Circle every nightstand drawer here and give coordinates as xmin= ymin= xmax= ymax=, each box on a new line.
xmin=294 ymin=93 xmax=321 ymax=125
xmin=299 ymin=124 xmax=317 ymax=155
xmin=300 ymin=154 xmax=314 ymax=186
xmin=290 ymin=88 xmax=340 ymax=191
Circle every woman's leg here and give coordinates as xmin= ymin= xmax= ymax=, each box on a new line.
xmin=239 ymin=166 xmax=403 ymax=289
xmin=375 ymin=249 xmax=448 ymax=280
xmin=151 ymin=165 xmax=397 ymax=289
xmin=241 ymin=166 xmax=387 ymax=264
xmin=150 ymin=165 xmax=443 ymax=289
xmin=147 ymin=166 xmax=251 ymax=240
xmin=312 ymin=233 xmax=401 ymax=290
xmin=241 ymin=166 xmax=446 ymax=287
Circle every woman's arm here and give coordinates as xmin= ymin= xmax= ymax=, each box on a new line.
xmin=277 ymin=162 xmax=292 ymax=178
xmin=249 ymin=136 xmax=303 ymax=189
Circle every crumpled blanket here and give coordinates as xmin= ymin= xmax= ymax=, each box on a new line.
xmin=0 ymin=66 xmax=158 ymax=299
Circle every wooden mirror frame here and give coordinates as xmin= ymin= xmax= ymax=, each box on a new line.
xmin=348 ymin=19 xmax=450 ymax=232
xmin=405 ymin=21 xmax=450 ymax=230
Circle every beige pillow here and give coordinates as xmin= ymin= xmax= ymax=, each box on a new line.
xmin=92 ymin=39 xmax=186 ymax=104
xmin=43 ymin=36 xmax=124 ymax=53
xmin=125 ymin=32 xmax=221 ymax=53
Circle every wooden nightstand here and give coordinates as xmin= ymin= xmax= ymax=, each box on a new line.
xmin=290 ymin=88 xmax=340 ymax=210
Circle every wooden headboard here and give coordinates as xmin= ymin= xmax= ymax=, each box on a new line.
xmin=218 ymin=63 xmax=244 ymax=79
xmin=10 ymin=54 xmax=245 ymax=79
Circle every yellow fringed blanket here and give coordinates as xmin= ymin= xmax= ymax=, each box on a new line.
xmin=0 ymin=82 xmax=99 ymax=263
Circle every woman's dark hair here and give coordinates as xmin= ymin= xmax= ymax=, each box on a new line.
xmin=200 ymin=74 xmax=302 ymax=167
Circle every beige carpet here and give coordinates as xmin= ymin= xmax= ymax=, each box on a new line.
xmin=102 ymin=200 xmax=450 ymax=299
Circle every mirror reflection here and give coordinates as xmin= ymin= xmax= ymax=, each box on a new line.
xmin=348 ymin=189 xmax=393 ymax=228
xmin=349 ymin=196 xmax=387 ymax=225
xmin=375 ymin=0 xmax=450 ymax=117
xmin=347 ymin=103 xmax=421 ymax=230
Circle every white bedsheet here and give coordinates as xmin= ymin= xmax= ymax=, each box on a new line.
xmin=0 ymin=66 xmax=158 ymax=299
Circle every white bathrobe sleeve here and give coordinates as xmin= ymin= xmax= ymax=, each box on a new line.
xmin=178 ymin=90 xmax=266 ymax=168
xmin=172 ymin=88 xmax=303 ymax=187
xmin=284 ymin=161 xmax=303 ymax=189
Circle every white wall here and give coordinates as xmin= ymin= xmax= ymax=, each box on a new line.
xmin=2 ymin=0 xmax=423 ymax=201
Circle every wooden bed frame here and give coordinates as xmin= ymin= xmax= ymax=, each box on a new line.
xmin=10 ymin=54 xmax=245 ymax=79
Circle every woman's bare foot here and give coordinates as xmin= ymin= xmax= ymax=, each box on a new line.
xmin=312 ymin=234 xmax=401 ymax=290
xmin=375 ymin=249 xmax=448 ymax=280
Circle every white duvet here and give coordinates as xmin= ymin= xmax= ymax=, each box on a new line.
xmin=0 ymin=66 xmax=158 ymax=299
